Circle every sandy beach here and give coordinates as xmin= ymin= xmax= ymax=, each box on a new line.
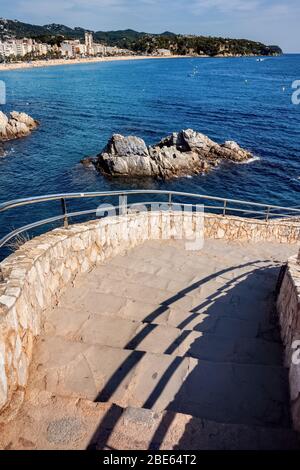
xmin=0 ymin=54 xmax=195 ymax=72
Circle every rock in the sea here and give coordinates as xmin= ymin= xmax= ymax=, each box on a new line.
xmin=80 ymin=156 xmax=97 ymax=168
xmin=97 ymin=134 xmax=154 ymax=177
xmin=0 ymin=111 xmax=39 ymax=142
xmin=94 ymin=129 xmax=254 ymax=180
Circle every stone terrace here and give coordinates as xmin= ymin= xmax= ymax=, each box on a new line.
xmin=1 ymin=238 xmax=299 ymax=450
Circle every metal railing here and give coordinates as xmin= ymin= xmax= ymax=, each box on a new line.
xmin=0 ymin=190 xmax=299 ymax=250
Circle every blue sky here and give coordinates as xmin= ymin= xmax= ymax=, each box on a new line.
xmin=0 ymin=0 xmax=299 ymax=52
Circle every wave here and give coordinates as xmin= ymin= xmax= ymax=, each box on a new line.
xmin=236 ymin=156 xmax=261 ymax=165
xmin=1 ymin=147 xmax=15 ymax=159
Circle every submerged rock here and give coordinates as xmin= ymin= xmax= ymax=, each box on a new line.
xmin=80 ymin=156 xmax=97 ymax=169
xmin=93 ymin=129 xmax=254 ymax=180
xmin=0 ymin=111 xmax=39 ymax=142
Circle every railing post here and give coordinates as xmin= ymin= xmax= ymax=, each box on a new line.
xmin=265 ymin=206 xmax=270 ymax=222
xmin=119 ymin=194 xmax=127 ymax=216
xmin=168 ymin=193 xmax=172 ymax=211
xmin=223 ymin=200 xmax=227 ymax=216
xmin=60 ymin=198 xmax=69 ymax=228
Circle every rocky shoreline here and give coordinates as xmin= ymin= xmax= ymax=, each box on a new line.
xmin=82 ymin=129 xmax=254 ymax=180
xmin=0 ymin=111 xmax=39 ymax=154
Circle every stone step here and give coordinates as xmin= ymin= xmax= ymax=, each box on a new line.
xmin=61 ymin=271 xmax=278 ymax=327
xmin=91 ymin=258 xmax=279 ymax=305
xmin=44 ymin=311 xmax=283 ymax=366
xmin=46 ymin=301 xmax=281 ymax=343
xmin=57 ymin=239 xmax=281 ymax=331
xmin=30 ymin=336 xmax=291 ymax=429
xmin=2 ymin=392 xmax=299 ymax=450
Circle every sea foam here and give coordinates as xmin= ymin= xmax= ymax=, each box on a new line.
xmin=236 ymin=156 xmax=261 ymax=164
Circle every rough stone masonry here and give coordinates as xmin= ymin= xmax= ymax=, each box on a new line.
xmin=277 ymin=249 xmax=300 ymax=431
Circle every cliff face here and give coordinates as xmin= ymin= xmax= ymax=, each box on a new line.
xmin=93 ymin=129 xmax=253 ymax=180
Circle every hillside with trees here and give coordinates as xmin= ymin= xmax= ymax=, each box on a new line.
xmin=0 ymin=18 xmax=282 ymax=56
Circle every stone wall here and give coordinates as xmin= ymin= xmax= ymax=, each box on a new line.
xmin=204 ymin=213 xmax=300 ymax=244
xmin=0 ymin=210 xmax=299 ymax=421
xmin=277 ymin=253 xmax=300 ymax=431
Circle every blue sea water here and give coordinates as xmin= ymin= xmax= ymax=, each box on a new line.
xmin=0 ymin=55 xmax=300 ymax=254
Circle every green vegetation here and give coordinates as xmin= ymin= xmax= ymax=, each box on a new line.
xmin=120 ymin=34 xmax=282 ymax=56
xmin=0 ymin=18 xmax=282 ymax=57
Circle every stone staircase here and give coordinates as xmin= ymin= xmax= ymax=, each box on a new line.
xmin=3 ymin=239 xmax=299 ymax=450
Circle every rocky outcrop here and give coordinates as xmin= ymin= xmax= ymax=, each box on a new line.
xmin=95 ymin=129 xmax=253 ymax=179
xmin=0 ymin=111 xmax=39 ymax=142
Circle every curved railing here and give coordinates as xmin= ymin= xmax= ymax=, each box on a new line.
xmin=0 ymin=190 xmax=300 ymax=249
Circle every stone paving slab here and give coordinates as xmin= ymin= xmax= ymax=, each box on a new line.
xmin=43 ymin=311 xmax=283 ymax=365
xmin=53 ymin=239 xmax=287 ymax=338
xmin=1 ymin=393 xmax=298 ymax=450
xmin=44 ymin=298 xmax=272 ymax=340
xmin=121 ymin=353 xmax=291 ymax=428
xmin=30 ymin=338 xmax=138 ymax=403
xmin=29 ymin=335 xmax=290 ymax=428
xmin=175 ymin=331 xmax=283 ymax=365
xmin=77 ymin=317 xmax=181 ymax=353
xmin=166 ymin=308 xmax=265 ymax=336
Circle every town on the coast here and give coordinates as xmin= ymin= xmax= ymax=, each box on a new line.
xmin=0 ymin=31 xmax=133 ymax=61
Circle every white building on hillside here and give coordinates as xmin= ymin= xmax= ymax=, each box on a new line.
xmin=0 ymin=38 xmax=50 ymax=58
xmin=0 ymin=41 xmax=6 ymax=56
xmin=93 ymin=43 xmax=106 ymax=55
xmin=85 ymin=32 xmax=94 ymax=56
xmin=0 ymin=40 xmax=18 ymax=57
xmin=156 ymin=48 xmax=172 ymax=56
xmin=61 ymin=33 xmax=108 ymax=58
xmin=33 ymin=42 xmax=50 ymax=56
xmin=61 ymin=40 xmax=86 ymax=57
